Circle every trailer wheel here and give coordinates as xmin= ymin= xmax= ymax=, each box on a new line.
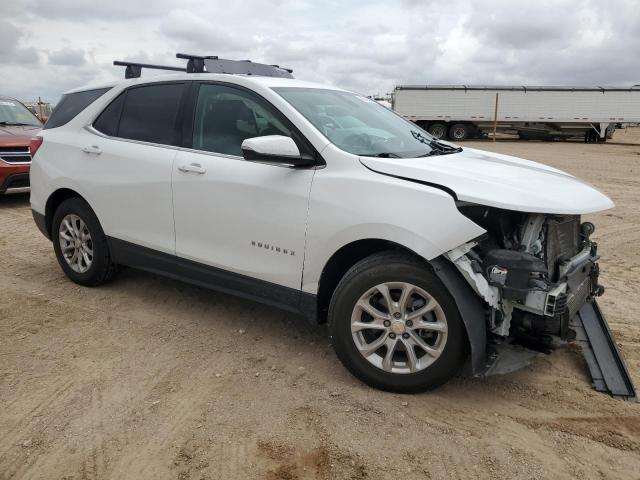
xmin=448 ymin=124 xmax=468 ymax=141
xmin=428 ymin=123 xmax=447 ymax=140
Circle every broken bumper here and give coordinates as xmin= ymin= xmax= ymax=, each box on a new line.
xmin=572 ymin=301 xmax=636 ymax=400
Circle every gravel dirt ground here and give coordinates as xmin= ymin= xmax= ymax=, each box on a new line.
xmin=1 ymin=129 xmax=640 ymax=480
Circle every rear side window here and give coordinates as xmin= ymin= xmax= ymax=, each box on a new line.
xmin=44 ymin=88 xmax=110 ymax=129
xmin=117 ymin=83 xmax=185 ymax=145
xmin=93 ymin=93 xmax=125 ymax=137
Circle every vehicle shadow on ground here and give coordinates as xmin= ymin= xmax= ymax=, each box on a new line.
xmin=102 ymin=267 xmax=500 ymax=396
xmin=0 ymin=192 xmax=30 ymax=209
xmin=113 ymin=266 xmax=329 ymax=344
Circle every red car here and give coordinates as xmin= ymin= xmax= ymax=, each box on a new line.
xmin=0 ymin=95 xmax=42 ymax=194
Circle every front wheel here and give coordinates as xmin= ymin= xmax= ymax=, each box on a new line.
xmin=328 ymin=252 xmax=468 ymax=393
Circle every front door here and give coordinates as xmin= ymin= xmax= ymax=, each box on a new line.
xmin=171 ymin=82 xmax=315 ymax=290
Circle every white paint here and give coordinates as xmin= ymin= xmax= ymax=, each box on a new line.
xmin=394 ymin=87 xmax=640 ymax=123
xmin=241 ymin=135 xmax=300 ymax=158
xmin=31 ymin=73 xmax=615 ymax=297
xmin=360 ymin=147 xmax=614 ymax=214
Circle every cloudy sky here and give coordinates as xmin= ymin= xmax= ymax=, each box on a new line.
xmin=1 ymin=0 xmax=638 ymax=104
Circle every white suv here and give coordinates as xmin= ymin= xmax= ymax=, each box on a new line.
xmin=29 ymin=55 xmax=634 ymax=397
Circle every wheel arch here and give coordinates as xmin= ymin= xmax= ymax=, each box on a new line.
xmin=315 ymin=239 xmax=419 ymax=323
xmin=45 ymin=188 xmax=88 ymax=238
xmin=315 ymin=238 xmax=487 ymax=375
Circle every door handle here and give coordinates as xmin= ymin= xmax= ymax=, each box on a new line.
xmin=82 ymin=145 xmax=102 ymax=155
xmin=178 ymin=163 xmax=206 ymax=174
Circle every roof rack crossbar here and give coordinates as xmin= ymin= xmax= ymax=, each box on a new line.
xmin=113 ymin=61 xmax=186 ymax=79
xmin=114 ymin=53 xmax=294 ymax=79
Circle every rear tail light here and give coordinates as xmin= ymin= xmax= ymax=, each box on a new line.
xmin=30 ymin=136 xmax=43 ymax=159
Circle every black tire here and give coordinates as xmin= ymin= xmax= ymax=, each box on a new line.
xmin=328 ymin=252 xmax=468 ymax=393
xmin=427 ymin=123 xmax=447 ymax=140
xmin=448 ymin=123 xmax=469 ymax=141
xmin=52 ymin=197 xmax=117 ymax=287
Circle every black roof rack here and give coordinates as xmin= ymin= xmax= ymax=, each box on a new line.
xmin=176 ymin=53 xmax=217 ymax=73
xmin=113 ymin=53 xmax=294 ymax=79
xmin=113 ymin=61 xmax=185 ymax=79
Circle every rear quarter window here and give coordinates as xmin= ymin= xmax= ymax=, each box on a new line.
xmin=44 ymin=88 xmax=110 ymax=129
xmin=93 ymin=93 xmax=125 ymax=137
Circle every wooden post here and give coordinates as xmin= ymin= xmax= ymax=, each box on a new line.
xmin=492 ymin=93 xmax=499 ymax=142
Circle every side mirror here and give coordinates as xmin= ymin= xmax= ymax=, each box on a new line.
xmin=241 ymin=135 xmax=315 ymax=167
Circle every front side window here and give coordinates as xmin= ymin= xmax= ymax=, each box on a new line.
xmin=274 ymin=87 xmax=452 ymax=158
xmin=192 ymin=83 xmax=291 ymax=156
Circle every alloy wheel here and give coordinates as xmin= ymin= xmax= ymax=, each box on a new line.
xmin=58 ymin=214 xmax=93 ymax=273
xmin=350 ymin=282 xmax=448 ymax=374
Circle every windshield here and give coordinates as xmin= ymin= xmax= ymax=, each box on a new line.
xmin=273 ymin=87 xmax=460 ymax=158
xmin=0 ymin=99 xmax=41 ymax=126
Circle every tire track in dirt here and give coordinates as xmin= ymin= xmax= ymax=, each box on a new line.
xmin=516 ymin=415 xmax=640 ymax=452
xmin=0 ymin=377 xmax=75 ymax=479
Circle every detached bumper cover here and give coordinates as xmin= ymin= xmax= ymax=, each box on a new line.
xmin=572 ymin=301 xmax=636 ymax=400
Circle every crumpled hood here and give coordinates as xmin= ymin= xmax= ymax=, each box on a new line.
xmin=360 ymin=147 xmax=614 ymax=214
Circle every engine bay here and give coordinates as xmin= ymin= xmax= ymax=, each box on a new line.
xmin=450 ymin=202 xmax=603 ymax=351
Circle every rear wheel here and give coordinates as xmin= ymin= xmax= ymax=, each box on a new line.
xmin=52 ymin=198 xmax=117 ymax=286
xmin=448 ymin=123 xmax=469 ymax=141
xmin=427 ymin=123 xmax=447 ymax=140
xmin=328 ymin=252 xmax=467 ymax=392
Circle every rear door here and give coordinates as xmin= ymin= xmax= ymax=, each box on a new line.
xmin=171 ymin=82 xmax=316 ymax=289
xmin=88 ymin=82 xmax=186 ymax=253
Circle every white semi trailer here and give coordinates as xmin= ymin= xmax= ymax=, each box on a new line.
xmin=392 ymin=85 xmax=640 ymax=142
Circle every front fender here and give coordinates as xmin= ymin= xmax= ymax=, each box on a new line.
xmin=430 ymin=256 xmax=487 ymax=375
xmin=302 ymin=160 xmax=485 ymax=294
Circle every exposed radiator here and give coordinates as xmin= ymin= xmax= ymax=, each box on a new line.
xmin=545 ymin=215 xmax=580 ymax=281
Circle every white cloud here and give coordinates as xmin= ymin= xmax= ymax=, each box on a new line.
xmin=0 ymin=0 xmax=638 ymax=104
xmin=0 ymin=21 xmax=40 ymax=64
xmin=48 ymin=48 xmax=87 ymax=66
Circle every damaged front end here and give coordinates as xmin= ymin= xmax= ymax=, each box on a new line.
xmin=447 ymin=203 xmax=636 ymax=400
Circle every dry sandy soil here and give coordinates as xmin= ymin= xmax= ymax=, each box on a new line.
xmin=1 ymin=129 xmax=640 ymax=480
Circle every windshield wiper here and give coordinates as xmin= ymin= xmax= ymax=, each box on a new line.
xmin=0 ymin=121 xmax=33 ymax=126
xmin=417 ymin=150 xmax=441 ymax=157
xmin=410 ymin=130 xmax=463 ymax=155
xmin=365 ymin=152 xmax=402 ymax=158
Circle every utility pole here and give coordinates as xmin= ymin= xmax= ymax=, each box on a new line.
xmin=492 ymin=93 xmax=499 ymax=143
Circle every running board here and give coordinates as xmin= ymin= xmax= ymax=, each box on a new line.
xmin=571 ymin=301 xmax=636 ymax=400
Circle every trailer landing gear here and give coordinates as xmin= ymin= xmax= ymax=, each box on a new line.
xmin=585 ymin=130 xmax=604 ymax=143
